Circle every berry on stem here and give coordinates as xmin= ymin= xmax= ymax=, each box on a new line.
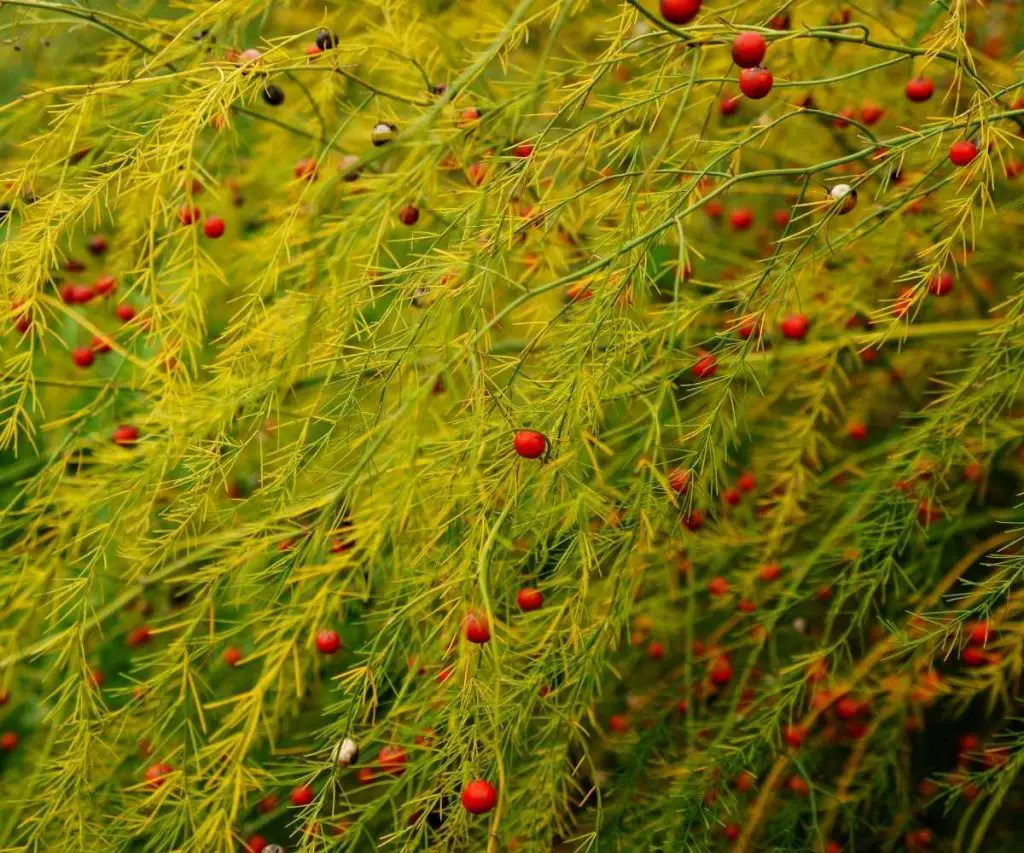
xmin=659 ymin=0 xmax=701 ymax=24
xmin=516 ymin=587 xmax=543 ymax=611
xmin=461 ymin=779 xmax=497 ymax=814
xmin=731 ymin=32 xmax=766 ymax=68
xmin=203 ymin=217 xmax=225 ymax=239
xmin=949 ymin=140 xmax=978 ymax=167
xmin=905 ymin=78 xmax=934 ymax=102
xmin=465 ymin=612 xmax=490 ymax=644
xmin=315 ymin=629 xmax=341 ymax=655
xmin=738 ymin=66 xmax=773 ymax=100
xmin=513 ymin=429 xmax=547 ymax=459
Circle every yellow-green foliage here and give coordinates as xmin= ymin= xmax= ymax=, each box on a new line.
xmin=0 ymin=0 xmax=1023 ymax=851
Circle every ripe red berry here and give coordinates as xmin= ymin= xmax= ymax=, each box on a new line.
xmin=723 ymin=824 xmax=741 ymax=841
xmin=659 ymin=0 xmax=701 ymax=24
xmin=112 ymin=424 xmax=139 ymax=446
xmin=737 ymin=472 xmax=756 ymax=492
xmin=177 ymin=204 xmax=200 ymax=225
xmin=758 ymin=562 xmax=781 ymax=582
xmin=647 ymin=641 xmax=665 ymax=660
xmin=465 ymin=612 xmax=490 ymax=644
xmin=729 ymin=207 xmax=754 ymax=231
xmin=962 ymin=646 xmax=987 ymax=666
xmin=917 ymin=500 xmax=940 ymax=526
xmin=91 ymin=334 xmax=112 ymax=354
xmin=513 ymin=429 xmax=547 ymax=459
xmin=461 ymin=779 xmax=497 ymax=814
xmin=398 ymin=204 xmax=420 ymax=226
xmin=905 ymin=77 xmax=934 ymax=102
xmin=780 ymin=313 xmax=810 ymax=340
xmin=847 ymin=422 xmax=868 ymax=441
xmin=513 ymin=143 xmax=534 ymax=158
xmin=290 ymin=784 xmax=314 ymax=806
xmin=709 ymin=655 xmax=733 ymax=684
xmin=691 ymin=353 xmax=717 ymax=379
xmin=144 ymin=762 xmax=173 ymax=789
xmin=127 ymin=626 xmax=152 ymax=648
xmin=668 ymin=468 xmax=690 ymax=494
xmin=246 ymin=835 xmax=268 ymax=853
xmin=949 ymin=140 xmax=978 ymax=167
xmin=72 ymin=346 xmax=95 ymax=368
xmin=860 ymin=102 xmax=885 ymax=125
xmin=707 ymin=576 xmax=729 ymax=597
xmin=966 ymin=621 xmax=991 ymax=645
xmin=377 ymin=745 xmax=407 ymax=776
xmin=722 ymin=486 xmax=741 ymax=506
xmin=719 ymin=94 xmax=740 ymax=116
xmin=315 ymin=629 xmax=341 ymax=655
xmin=115 ymin=303 xmax=136 ymax=322
xmin=293 ymin=158 xmax=318 ymax=180
xmin=258 ymin=794 xmax=279 ymax=813
xmin=731 ymin=32 xmax=767 ymax=68
xmin=224 ymin=646 xmax=243 ymax=666
xmin=203 ymin=217 xmax=225 ymax=239
xmin=86 ymin=234 xmax=108 ymax=255
xmin=927 ymin=272 xmax=953 ymax=295
xmin=783 ymin=725 xmax=805 ymax=747
xmin=0 ymin=731 xmax=18 ymax=751
xmin=516 ymin=587 xmax=543 ymax=612
xmin=738 ymin=66 xmax=773 ymax=100
xmin=683 ymin=509 xmax=704 ymax=531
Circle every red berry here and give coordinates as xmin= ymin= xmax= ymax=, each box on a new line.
xmin=719 ymin=94 xmax=741 ymax=116
xmin=461 ymin=779 xmax=497 ymax=814
xmin=905 ymin=78 xmax=934 ymax=102
xmin=315 ymin=629 xmax=341 ymax=655
xmin=738 ymin=66 xmax=773 ymax=100
xmin=513 ymin=143 xmax=534 ymax=158
xmin=772 ymin=208 xmax=791 ymax=228
xmin=127 ymin=626 xmax=152 ymax=647
xmin=729 ymin=208 xmax=754 ymax=231
xmin=691 ymin=353 xmax=717 ymax=379
xmin=731 ymin=32 xmax=767 ymax=68
xmin=738 ymin=472 xmax=756 ymax=492
xmin=513 ymin=429 xmax=547 ymax=459
xmin=962 ymin=647 xmax=987 ymax=666
xmin=224 ymin=646 xmax=243 ymax=666
xmin=949 ymin=140 xmax=978 ymax=167
xmin=722 ymin=486 xmax=741 ymax=506
xmin=377 ymin=745 xmax=407 ymax=776
xmin=927 ymin=272 xmax=953 ymax=295
xmin=966 ymin=621 xmax=991 ymax=645
xmin=203 ymin=217 xmax=225 ymax=239
xmin=0 ymin=731 xmax=18 ymax=751
xmin=72 ymin=346 xmax=95 ymax=368
xmin=847 ymin=422 xmax=868 ymax=441
xmin=860 ymin=102 xmax=885 ymax=125
xmin=290 ymin=784 xmax=314 ymax=806
xmin=705 ymin=199 xmax=724 ymax=219
xmin=516 ymin=587 xmax=543 ymax=612
xmin=115 ymin=303 xmax=136 ymax=322
xmin=707 ymin=576 xmax=729 ymax=597
xmin=246 ymin=835 xmax=268 ymax=853
xmin=112 ymin=424 xmax=139 ymax=446
xmin=709 ymin=656 xmax=733 ymax=685
xmin=177 ymin=204 xmax=201 ymax=225
xmin=723 ymin=824 xmax=741 ymax=841
xmin=780 ymin=314 xmax=810 ymax=340
xmin=258 ymin=794 xmax=279 ymax=813
xmin=294 ymin=158 xmax=318 ymax=180
xmin=91 ymin=334 xmax=112 ymax=354
xmin=647 ymin=641 xmax=665 ymax=660
xmin=144 ymin=762 xmax=173 ymax=789
xmin=398 ymin=204 xmax=420 ymax=226
xmin=465 ymin=612 xmax=490 ymax=644
xmin=758 ymin=562 xmax=781 ymax=582
xmin=668 ymin=468 xmax=690 ymax=494
xmin=659 ymin=0 xmax=701 ymax=24
xmin=86 ymin=233 xmax=108 ymax=255
xmin=783 ymin=725 xmax=805 ymax=747
xmin=683 ymin=509 xmax=704 ymax=531
xmin=917 ymin=500 xmax=940 ymax=526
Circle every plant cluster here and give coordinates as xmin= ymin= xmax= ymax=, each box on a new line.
xmin=0 ymin=0 xmax=1023 ymax=851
